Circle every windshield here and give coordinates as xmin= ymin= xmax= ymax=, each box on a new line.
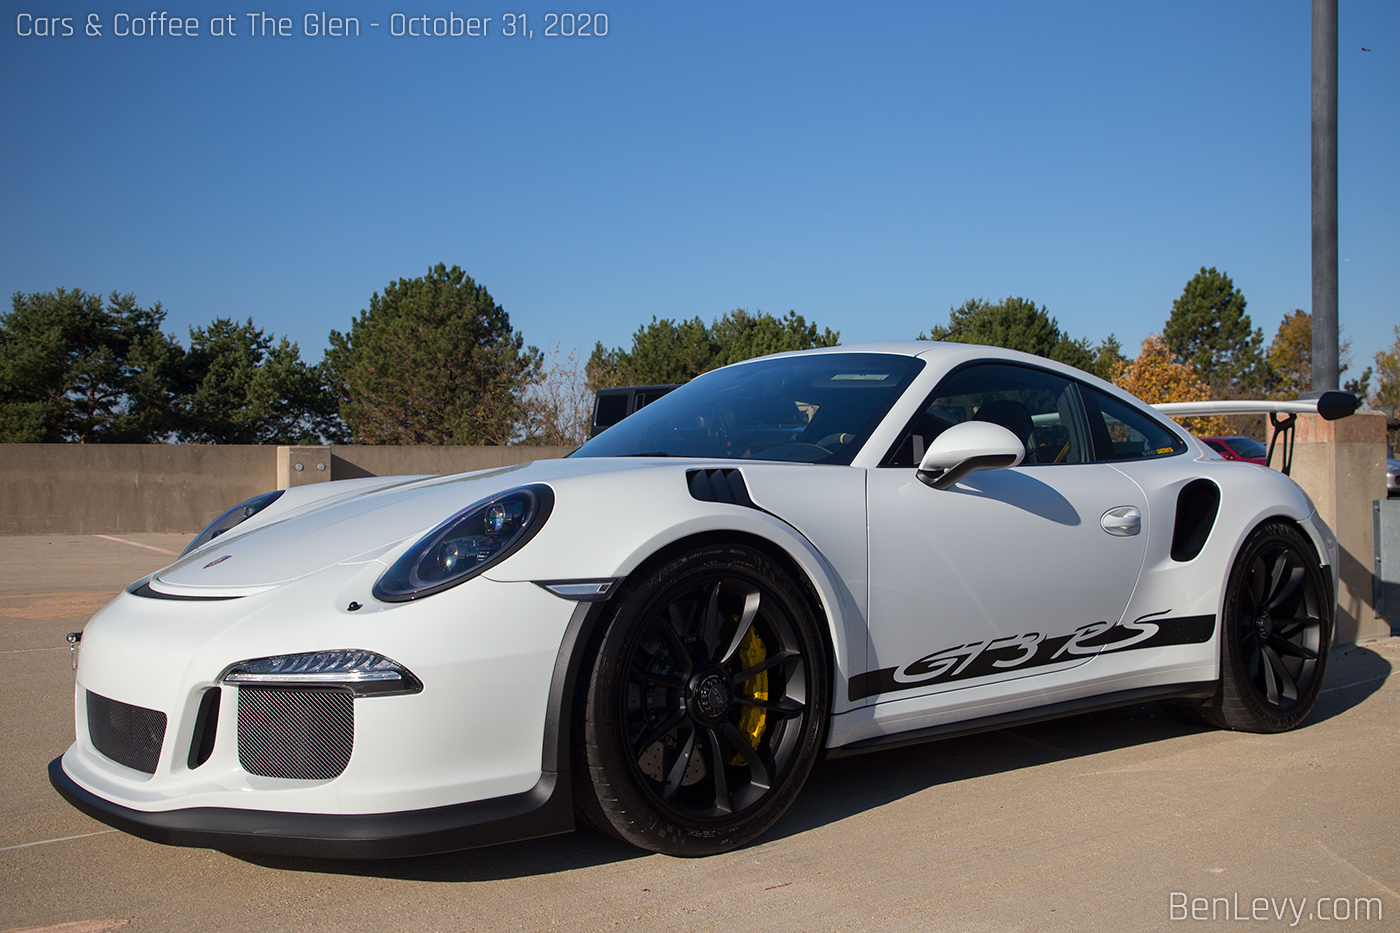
xmin=572 ymin=353 xmax=924 ymax=464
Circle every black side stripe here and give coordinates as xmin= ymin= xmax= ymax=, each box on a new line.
xmin=848 ymin=614 xmax=1216 ymax=702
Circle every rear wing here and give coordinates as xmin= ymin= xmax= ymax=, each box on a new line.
xmin=1152 ymin=390 xmax=1360 ymax=475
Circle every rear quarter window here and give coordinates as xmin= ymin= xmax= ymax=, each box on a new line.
xmin=1079 ymin=385 xmax=1187 ymax=462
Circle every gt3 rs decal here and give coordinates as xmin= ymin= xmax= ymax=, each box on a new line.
xmin=848 ymin=612 xmax=1215 ymax=702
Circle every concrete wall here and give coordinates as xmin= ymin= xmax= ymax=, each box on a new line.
xmin=1286 ymin=411 xmax=1390 ymax=643
xmin=3 ymin=425 xmax=1391 ymax=646
xmin=0 ymin=444 xmax=570 ymax=535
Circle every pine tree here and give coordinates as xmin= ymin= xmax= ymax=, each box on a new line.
xmin=324 ymin=264 xmax=540 ymax=445
xmin=1163 ymin=267 xmax=1263 ymax=393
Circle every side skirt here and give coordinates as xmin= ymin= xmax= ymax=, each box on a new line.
xmin=824 ymin=682 xmax=1217 ymax=759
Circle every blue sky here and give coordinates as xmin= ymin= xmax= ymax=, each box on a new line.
xmin=2 ymin=1 xmax=1396 ymax=383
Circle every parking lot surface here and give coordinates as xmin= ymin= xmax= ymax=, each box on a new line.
xmin=2 ymin=533 xmax=1396 ymax=932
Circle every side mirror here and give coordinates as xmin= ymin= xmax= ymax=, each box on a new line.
xmin=916 ymin=421 xmax=1025 ymax=490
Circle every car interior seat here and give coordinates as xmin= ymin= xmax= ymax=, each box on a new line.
xmin=971 ymin=399 xmax=1034 ymax=461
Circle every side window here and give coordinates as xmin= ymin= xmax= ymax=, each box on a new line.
xmin=1079 ymin=385 xmax=1187 ymax=462
xmin=884 ymin=363 xmax=1089 ymax=467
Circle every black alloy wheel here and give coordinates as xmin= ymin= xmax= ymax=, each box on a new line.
xmin=1202 ymin=521 xmax=1331 ymax=732
xmin=574 ymin=544 xmax=828 ymax=856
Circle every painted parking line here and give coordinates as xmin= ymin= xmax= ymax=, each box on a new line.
xmin=0 ymin=919 xmax=128 ymax=933
xmin=0 ymin=830 xmax=117 ymax=853
xmin=91 ymin=535 xmax=178 ymax=556
xmin=1320 ymin=673 xmax=1390 ymax=694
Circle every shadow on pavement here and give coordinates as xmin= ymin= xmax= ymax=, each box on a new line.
xmin=229 ymin=644 xmax=1392 ymax=881
xmin=1306 ymin=641 xmax=1393 ymax=724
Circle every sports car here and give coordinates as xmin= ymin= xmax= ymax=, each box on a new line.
xmin=51 ymin=342 xmax=1355 ymax=858
xmin=1201 ymin=435 xmax=1270 ymax=466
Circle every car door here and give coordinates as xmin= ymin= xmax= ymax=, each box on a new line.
xmin=854 ymin=362 xmax=1151 ymax=706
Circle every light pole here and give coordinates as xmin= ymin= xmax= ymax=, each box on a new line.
xmin=1311 ymin=0 xmax=1339 ymax=393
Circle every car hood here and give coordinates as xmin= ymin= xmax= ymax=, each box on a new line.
xmin=149 ymin=457 xmax=665 ymax=596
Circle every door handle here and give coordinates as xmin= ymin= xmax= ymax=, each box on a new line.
xmin=1101 ymin=506 xmax=1141 ymax=536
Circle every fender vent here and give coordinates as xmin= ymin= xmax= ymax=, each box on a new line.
xmin=1171 ymin=479 xmax=1221 ymax=562
xmin=87 ymin=691 xmax=166 ymax=775
xmin=687 ymin=469 xmax=757 ymax=508
xmin=237 ymin=687 xmax=354 ymax=780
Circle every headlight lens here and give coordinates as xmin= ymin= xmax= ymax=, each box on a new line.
xmin=181 ymin=490 xmax=284 ymax=556
xmin=373 ymin=484 xmax=554 ymax=602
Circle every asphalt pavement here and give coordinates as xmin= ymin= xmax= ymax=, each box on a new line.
xmin=1 ymin=533 xmax=1396 ymax=933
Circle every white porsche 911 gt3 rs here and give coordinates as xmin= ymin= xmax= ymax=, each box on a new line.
xmin=51 ymin=342 xmax=1356 ymax=858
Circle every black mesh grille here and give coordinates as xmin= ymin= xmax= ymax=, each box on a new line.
xmin=87 ymin=690 xmax=166 ymax=775
xmin=237 ymin=687 xmax=354 ymax=780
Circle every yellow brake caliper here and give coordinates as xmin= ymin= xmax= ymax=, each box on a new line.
xmin=730 ymin=626 xmax=768 ymax=764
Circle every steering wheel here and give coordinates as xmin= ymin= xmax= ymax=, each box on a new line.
xmin=815 ymin=432 xmax=854 ymax=449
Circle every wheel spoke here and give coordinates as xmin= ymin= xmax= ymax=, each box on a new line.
xmin=701 ymin=582 xmax=724 ymax=660
xmin=1269 ymin=635 xmax=1318 ymax=661
xmin=1258 ymin=642 xmax=1280 ymax=704
xmin=1261 ymin=645 xmax=1299 ymax=704
xmin=720 ymin=721 xmax=773 ymax=790
xmin=630 ymin=661 xmax=686 ymax=689
xmin=733 ymin=648 xmax=800 ymax=685
xmin=734 ymin=695 xmax=805 ymax=719
xmin=1243 ymin=638 xmax=1262 ymax=679
xmin=706 ymin=727 xmax=732 ymax=815
xmin=653 ymin=611 xmax=695 ymax=676
xmin=1274 ymin=616 xmax=1320 ymax=640
xmin=660 ymin=725 xmax=696 ymax=800
xmin=1247 ymin=555 xmax=1269 ymax=609
xmin=634 ymin=708 xmax=686 ymax=759
xmin=718 ymin=588 xmax=762 ymax=665
xmin=1262 ymin=551 xmax=1289 ymax=608
xmin=1264 ymin=566 xmax=1304 ymax=613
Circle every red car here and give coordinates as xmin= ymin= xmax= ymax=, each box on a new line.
xmin=1202 ymin=435 xmax=1269 ymax=466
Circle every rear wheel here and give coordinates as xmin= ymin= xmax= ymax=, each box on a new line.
xmin=1200 ymin=522 xmax=1331 ymax=732
xmin=574 ymin=544 xmax=829 ymax=856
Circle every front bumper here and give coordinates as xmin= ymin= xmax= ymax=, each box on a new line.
xmin=55 ymin=562 xmax=588 ymax=856
xmin=50 ymin=757 xmax=572 ymax=859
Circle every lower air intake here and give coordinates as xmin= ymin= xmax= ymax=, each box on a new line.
xmin=237 ymin=687 xmax=354 ymax=780
xmin=87 ymin=690 xmax=166 ymax=775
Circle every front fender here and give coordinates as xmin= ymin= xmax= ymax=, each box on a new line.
xmin=485 ymin=462 xmax=868 ymax=715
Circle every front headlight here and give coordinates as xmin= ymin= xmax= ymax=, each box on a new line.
xmin=221 ymin=650 xmax=421 ymax=697
xmin=373 ymin=484 xmax=554 ymax=602
xmin=181 ymin=490 xmax=284 ymax=556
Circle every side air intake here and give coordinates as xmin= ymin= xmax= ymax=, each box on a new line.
xmin=1171 ymin=479 xmax=1220 ymax=562
xmin=686 ymin=469 xmax=758 ymax=509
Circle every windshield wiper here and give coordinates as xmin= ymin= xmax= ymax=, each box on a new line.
xmin=620 ymin=451 xmax=677 ymax=457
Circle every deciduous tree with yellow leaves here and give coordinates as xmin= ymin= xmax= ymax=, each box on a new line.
xmin=1113 ymin=333 xmax=1228 ymax=437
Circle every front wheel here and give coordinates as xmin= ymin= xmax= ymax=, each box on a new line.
xmin=574 ymin=544 xmax=829 ymax=856
xmin=1200 ymin=521 xmax=1332 ymax=732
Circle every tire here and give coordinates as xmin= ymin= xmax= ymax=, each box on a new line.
xmin=573 ymin=543 xmax=829 ymax=856
xmin=1199 ymin=521 xmax=1332 ymax=732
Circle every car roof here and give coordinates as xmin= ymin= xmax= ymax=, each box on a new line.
xmin=738 ymin=341 xmax=1198 ymax=444
xmin=752 ymin=341 xmax=1121 ymax=390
